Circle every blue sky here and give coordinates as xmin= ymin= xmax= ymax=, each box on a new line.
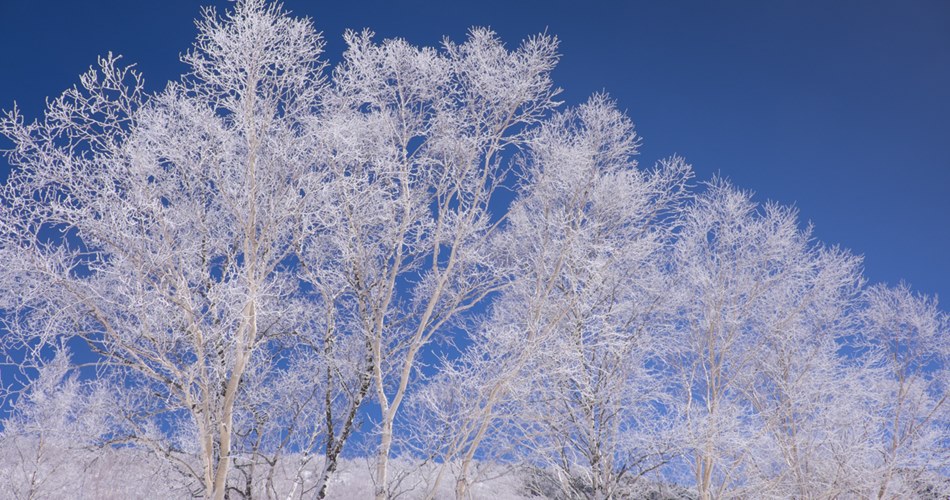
xmin=1 ymin=0 xmax=948 ymax=303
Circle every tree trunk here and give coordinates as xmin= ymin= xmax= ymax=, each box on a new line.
xmin=375 ymin=418 xmax=394 ymax=500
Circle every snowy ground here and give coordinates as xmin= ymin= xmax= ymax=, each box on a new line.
xmin=0 ymin=438 xmax=695 ymax=499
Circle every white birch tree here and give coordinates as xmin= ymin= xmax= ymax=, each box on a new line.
xmin=318 ymin=27 xmax=561 ymax=499
xmin=670 ymin=179 xmax=866 ymax=499
xmin=861 ymin=284 xmax=949 ymax=498
xmin=1 ymin=2 xmax=947 ymax=499
xmin=413 ymin=96 xmax=690 ymax=499
xmin=0 ymin=1 xmax=332 ymax=497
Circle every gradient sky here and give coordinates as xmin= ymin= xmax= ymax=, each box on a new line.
xmin=2 ymin=0 xmax=948 ymax=303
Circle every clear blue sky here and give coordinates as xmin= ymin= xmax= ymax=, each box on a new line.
xmin=1 ymin=0 xmax=948 ymax=302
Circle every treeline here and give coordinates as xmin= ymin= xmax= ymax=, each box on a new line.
xmin=0 ymin=1 xmax=945 ymax=499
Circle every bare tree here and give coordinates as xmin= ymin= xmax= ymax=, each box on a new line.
xmin=0 ymin=1 xmax=330 ymax=497
xmin=1 ymin=3 xmax=947 ymax=500
xmin=0 ymin=347 xmax=191 ymax=499
xmin=861 ymin=284 xmax=949 ymax=499
xmin=1 ymin=349 xmax=105 ymax=500
xmin=508 ymin=102 xmax=688 ymax=500
xmin=317 ymin=26 xmax=561 ymax=499
xmin=412 ymin=96 xmax=690 ymax=499
xmin=669 ymin=179 xmax=867 ymax=499
xmin=738 ymin=237 xmax=869 ymax=497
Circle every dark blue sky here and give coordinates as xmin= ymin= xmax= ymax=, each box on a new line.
xmin=2 ymin=0 xmax=948 ymax=302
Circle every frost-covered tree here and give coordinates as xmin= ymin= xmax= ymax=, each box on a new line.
xmin=0 ymin=1 xmax=332 ymax=497
xmin=413 ymin=96 xmax=690 ymax=499
xmin=0 ymin=349 xmax=107 ymax=499
xmin=1 ymin=1 xmax=947 ymax=499
xmin=317 ymin=26 xmax=561 ymax=499
xmin=0 ymin=348 xmax=190 ymax=499
xmin=669 ymin=180 xmax=867 ymax=499
xmin=0 ymin=1 xmax=559 ymax=497
xmin=736 ymin=227 xmax=869 ymax=497
xmin=860 ymin=284 xmax=949 ymax=498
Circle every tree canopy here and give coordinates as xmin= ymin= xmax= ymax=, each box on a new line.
xmin=0 ymin=2 xmax=946 ymax=499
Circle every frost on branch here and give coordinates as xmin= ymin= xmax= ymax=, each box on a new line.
xmin=0 ymin=1 xmax=946 ymax=499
